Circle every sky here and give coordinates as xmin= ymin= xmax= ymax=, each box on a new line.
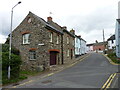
xmin=0 ymin=0 xmax=119 ymax=44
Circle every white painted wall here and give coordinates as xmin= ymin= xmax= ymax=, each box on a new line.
xmin=116 ymin=20 xmax=120 ymax=58
xmin=108 ymin=40 xmax=116 ymax=49
xmin=75 ymin=37 xmax=81 ymax=55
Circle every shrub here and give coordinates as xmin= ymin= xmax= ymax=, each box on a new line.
xmin=107 ymin=53 xmax=120 ymax=64
xmin=2 ymin=44 xmax=20 ymax=55
xmin=2 ymin=52 xmax=21 ymax=79
xmin=2 ymin=44 xmax=22 ymax=84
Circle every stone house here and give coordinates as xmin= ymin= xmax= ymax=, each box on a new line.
xmin=11 ymin=11 xmax=75 ymax=71
xmin=62 ymin=27 xmax=75 ymax=64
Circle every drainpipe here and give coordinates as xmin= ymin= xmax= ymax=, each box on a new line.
xmin=61 ymin=34 xmax=64 ymax=64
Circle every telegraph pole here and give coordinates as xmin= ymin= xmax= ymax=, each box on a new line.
xmin=103 ymin=29 xmax=105 ymax=42
xmin=103 ymin=29 xmax=106 ymax=54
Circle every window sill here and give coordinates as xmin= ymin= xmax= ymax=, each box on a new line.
xmin=22 ymin=43 xmax=30 ymax=45
xmin=29 ymin=59 xmax=36 ymax=61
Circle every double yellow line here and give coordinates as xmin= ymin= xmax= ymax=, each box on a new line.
xmin=101 ymin=73 xmax=117 ymax=90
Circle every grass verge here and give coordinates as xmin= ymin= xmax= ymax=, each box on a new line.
xmin=2 ymin=75 xmax=27 ymax=85
xmin=3 ymin=69 xmax=50 ymax=86
xmin=107 ymin=53 xmax=120 ymax=64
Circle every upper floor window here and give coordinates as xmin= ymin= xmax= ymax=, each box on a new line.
xmin=29 ymin=50 xmax=36 ymax=60
xmin=50 ymin=32 xmax=53 ymax=42
xmin=56 ymin=35 xmax=59 ymax=44
xmin=67 ymin=36 xmax=69 ymax=44
xmin=23 ymin=33 xmax=30 ymax=44
xmin=76 ymin=38 xmax=78 ymax=43
xmin=73 ymin=39 xmax=74 ymax=46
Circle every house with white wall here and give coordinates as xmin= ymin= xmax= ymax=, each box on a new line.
xmin=75 ymin=35 xmax=87 ymax=57
xmin=81 ymin=38 xmax=87 ymax=55
xmin=116 ymin=19 xmax=120 ymax=58
xmin=75 ymin=35 xmax=81 ymax=57
xmin=107 ymin=35 xmax=115 ymax=50
xmin=86 ymin=44 xmax=94 ymax=53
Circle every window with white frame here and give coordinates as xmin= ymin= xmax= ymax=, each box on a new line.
xmin=67 ymin=36 xmax=69 ymax=44
xmin=29 ymin=50 xmax=36 ymax=60
xmin=56 ymin=35 xmax=59 ymax=44
xmin=67 ymin=49 xmax=69 ymax=57
xmin=50 ymin=32 xmax=53 ymax=42
xmin=23 ymin=33 xmax=30 ymax=44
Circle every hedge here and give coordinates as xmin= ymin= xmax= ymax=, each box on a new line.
xmin=2 ymin=44 xmax=22 ymax=82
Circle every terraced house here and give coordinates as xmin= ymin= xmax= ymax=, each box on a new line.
xmin=62 ymin=27 xmax=75 ymax=64
xmin=10 ymin=11 xmax=75 ymax=71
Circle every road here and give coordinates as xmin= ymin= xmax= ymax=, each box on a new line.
xmin=4 ymin=53 xmax=119 ymax=88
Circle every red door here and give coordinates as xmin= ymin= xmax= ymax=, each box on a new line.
xmin=50 ymin=51 xmax=57 ymax=65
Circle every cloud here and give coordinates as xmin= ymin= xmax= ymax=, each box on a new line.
xmin=0 ymin=0 xmax=118 ymax=44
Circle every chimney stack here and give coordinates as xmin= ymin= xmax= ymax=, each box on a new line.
xmin=77 ymin=35 xmax=81 ymax=38
xmin=62 ymin=26 xmax=67 ymax=30
xmin=95 ymin=40 xmax=98 ymax=43
xmin=70 ymin=29 xmax=75 ymax=35
xmin=47 ymin=17 xmax=52 ymax=22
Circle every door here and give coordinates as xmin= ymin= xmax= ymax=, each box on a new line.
xmin=50 ymin=51 xmax=57 ymax=65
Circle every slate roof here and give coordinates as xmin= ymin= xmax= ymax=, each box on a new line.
xmin=75 ymin=35 xmax=86 ymax=42
xmin=93 ymin=42 xmax=107 ymax=46
xmin=107 ymin=35 xmax=115 ymax=41
xmin=117 ymin=19 xmax=120 ymax=24
xmin=30 ymin=12 xmax=63 ymax=34
xmin=87 ymin=42 xmax=107 ymax=46
xmin=87 ymin=44 xmax=93 ymax=46
xmin=63 ymin=29 xmax=75 ymax=38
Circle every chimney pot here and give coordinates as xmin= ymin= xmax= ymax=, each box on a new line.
xmin=70 ymin=29 xmax=75 ymax=34
xmin=47 ymin=17 xmax=52 ymax=22
xmin=78 ymin=35 xmax=81 ymax=38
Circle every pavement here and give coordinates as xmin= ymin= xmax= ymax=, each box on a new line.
xmin=2 ymin=53 xmax=119 ymax=89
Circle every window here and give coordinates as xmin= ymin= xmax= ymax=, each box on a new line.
xmin=23 ymin=33 xmax=30 ymax=44
xmin=56 ymin=35 xmax=59 ymax=44
xmin=76 ymin=38 xmax=78 ymax=43
xmin=112 ymin=40 xmax=114 ymax=44
xmin=67 ymin=49 xmax=69 ymax=57
xmin=67 ymin=36 xmax=69 ymax=44
xmin=73 ymin=39 xmax=74 ymax=46
xmin=29 ymin=50 xmax=36 ymax=60
xmin=50 ymin=32 xmax=53 ymax=42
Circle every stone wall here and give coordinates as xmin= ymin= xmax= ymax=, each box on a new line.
xmin=63 ymin=32 xmax=75 ymax=64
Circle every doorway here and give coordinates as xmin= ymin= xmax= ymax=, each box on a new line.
xmin=50 ymin=51 xmax=57 ymax=65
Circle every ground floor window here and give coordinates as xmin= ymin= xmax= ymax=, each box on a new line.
xmin=67 ymin=49 xmax=70 ymax=57
xmin=29 ymin=50 xmax=36 ymax=60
